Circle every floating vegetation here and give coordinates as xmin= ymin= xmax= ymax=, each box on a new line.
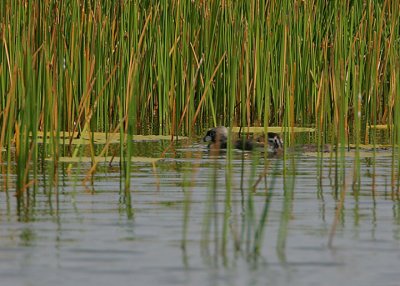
xmin=231 ymin=127 xmax=316 ymax=133
xmin=304 ymin=150 xmax=393 ymax=158
xmin=367 ymin=125 xmax=392 ymax=130
xmin=34 ymin=132 xmax=188 ymax=145
xmin=347 ymin=144 xmax=393 ymax=150
xmin=47 ymin=156 xmax=162 ymax=164
xmin=132 ymin=135 xmax=189 ymax=142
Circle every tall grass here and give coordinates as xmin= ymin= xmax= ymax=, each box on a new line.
xmin=0 ymin=0 xmax=399 ymax=192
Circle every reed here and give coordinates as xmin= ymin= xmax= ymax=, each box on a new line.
xmin=1 ymin=1 xmax=397 ymax=131
xmin=0 ymin=0 xmax=398 ymax=151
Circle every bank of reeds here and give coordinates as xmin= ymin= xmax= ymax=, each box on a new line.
xmin=1 ymin=1 xmax=400 ymax=191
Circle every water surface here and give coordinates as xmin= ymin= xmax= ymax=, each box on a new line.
xmin=0 ymin=141 xmax=399 ymax=286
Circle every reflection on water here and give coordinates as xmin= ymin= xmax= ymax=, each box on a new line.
xmin=0 ymin=141 xmax=399 ymax=286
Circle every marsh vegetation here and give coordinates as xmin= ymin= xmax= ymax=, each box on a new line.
xmin=0 ymin=1 xmax=400 ymax=285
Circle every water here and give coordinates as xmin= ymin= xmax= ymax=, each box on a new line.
xmin=1 ymin=141 xmax=400 ymax=286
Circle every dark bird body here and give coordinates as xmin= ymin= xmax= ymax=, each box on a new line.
xmin=203 ymin=126 xmax=283 ymax=154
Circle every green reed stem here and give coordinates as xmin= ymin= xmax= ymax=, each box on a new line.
xmin=0 ymin=0 xmax=399 ymax=204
